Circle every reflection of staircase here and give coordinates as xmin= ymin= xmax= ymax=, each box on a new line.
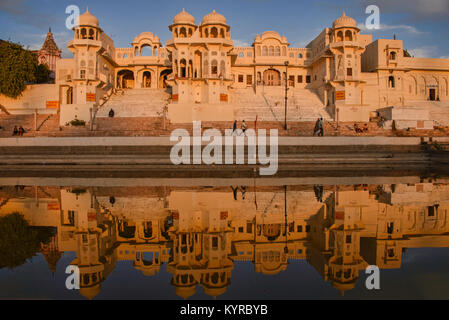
xmin=0 ymin=198 xmax=10 ymax=210
xmin=96 ymin=89 xmax=170 ymax=118
xmin=0 ymin=104 xmax=11 ymax=115
xmin=232 ymin=87 xmax=332 ymax=122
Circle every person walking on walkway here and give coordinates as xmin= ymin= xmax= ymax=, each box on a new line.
xmin=319 ymin=117 xmax=324 ymax=136
xmin=313 ymin=118 xmax=321 ymax=136
xmin=242 ymin=120 xmax=247 ymax=137
xmin=232 ymin=120 xmax=238 ymax=136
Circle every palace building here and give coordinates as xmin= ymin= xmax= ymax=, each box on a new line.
xmin=2 ymin=8 xmax=449 ymax=126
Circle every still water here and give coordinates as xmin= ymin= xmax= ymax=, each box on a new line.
xmin=1 ymin=174 xmax=449 ymax=300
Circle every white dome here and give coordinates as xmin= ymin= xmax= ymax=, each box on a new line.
xmin=78 ymin=7 xmax=99 ymax=27
xmin=333 ymin=11 xmax=357 ymax=29
xmin=173 ymin=8 xmax=195 ymax=25
xmin=202 ymin=10 xmax=227 ymax=25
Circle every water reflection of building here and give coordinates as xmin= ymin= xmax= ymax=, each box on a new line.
xmin=1 ymin=182 xmax=449 ymax=298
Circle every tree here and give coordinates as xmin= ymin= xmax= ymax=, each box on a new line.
xmin=35 ymin=63 xmax=52 ymax=84
xmin=0 ymin=212 xmax=54 ymax=270
xmin=0 ymin=40 xmax=37 ymax=98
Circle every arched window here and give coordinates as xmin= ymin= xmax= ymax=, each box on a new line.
xmin=180 ymin=27 xmax=187 ymax=38
xmin=282 ymin=46 xmax=286 ymax=56
xmin=80 ymin=60 xmax=86 ymax=79
xmin=180 ymin=59 xmax=187 ymax=77
xmin=135 ymin=47 xmax=139 ymax=57
xmin=188 ymin=28 xmax=193 ymax=37
xmin=204 ymin=60 xmax=208 ymax=77
xmin=211 ymin=27 xmax=218 ymax=38
xmin=390 ymin=52 xmax=397 ymax=60
xmin=336 ymin=31 xmax=343 ymax=42
xmin=88 ymin=60 xmax=94 ymax=75
xmin=275 ymin=46 xmax=280 ymax=56
xmin=269 ymin=46 xmax=274 ymax=56
xmin=298 ymin=53 xmax=303 ymax=59
xmin=238 ymin=52 xmax=244 ymax=58
xmin=88 ymin=29 xmax=95 ymax=40
xmin=205 ymin=28 xmax=209 ymax=38
xmin=211 ymin=60 xmax=218 ymax=76
xmin=141 ymin=45 xmax=152 ymax=56
xmin=220 ymin=28 xmax=225 ymax=38
xmin=220 ymin=61 xmax=226 ymax=77
xmin=389 ymin=76 xmax=395 ymax=88
xmin=262 ymin=46 xmax=267 ymax=56
xmin=81 ymin=28 xmax=87 ymax=39
xmin=257 ymin=46 xmax=261 ymax=56
xmin=345 ymin=30 xmax=352 ymax=41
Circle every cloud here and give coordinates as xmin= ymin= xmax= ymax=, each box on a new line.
xmin=0 ymin=0 xmax=63 ymax=29
xmin=358 ymin=0 xmax=449 ymax=22
xmin=440 ymin=55 xmax=449 ymax=59
xmin=357 ymin=23 xmax=426 ymax=35
xmin=233 ymin=39 xmax=251 ymax=47
xmin=409 ymin=46 xmax=438 ymax=58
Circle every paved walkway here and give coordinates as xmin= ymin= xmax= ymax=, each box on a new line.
xmin=1 ymin=113 xmax=449 ymax=138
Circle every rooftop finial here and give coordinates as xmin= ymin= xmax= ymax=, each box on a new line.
xmin=342 ymin=11 xmax=346 ymax=16
xmin=86 ymin=6 xmax=89 ymax=13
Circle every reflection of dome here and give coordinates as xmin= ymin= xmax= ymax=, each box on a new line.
xmin=333 ymin=11 xmax=357 ymax=29
xmin=78 ymin=7 xmax=99 ymax=27
xmin=173 ymin=8 xmax=195 ymax=25
xmin=175 ymin=286 xmax=197 ymax=299
xmin=138 ymin=267 xmax=159 ymax=277
xmin=332 ymin=280 xmax=356 ymax=296
xmin=202 ymin=10 xmax=227 ymax=25
xmin=79 ymin=284 xmax=101 ymax=300
xmin=204 ymin=287 xmax=227 ymax=299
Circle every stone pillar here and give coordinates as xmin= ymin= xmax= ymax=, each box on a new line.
xmin=34 ymin=109 xmax=37 ymax=132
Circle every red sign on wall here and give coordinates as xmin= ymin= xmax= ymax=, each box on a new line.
xmin=46 ymin=101 xmax=59 ymax=109
xmin=335 ymin=91 xmax=346 ymax=100
xmin=88 ymin=211 xmax=97 ymax=222
xmin=86 ymin=93 xmax=96 ymax=102
xmin=335 ymin=211 xmax=345 ymax=220
xmin=47 ymin=203 xmax=60 ymax=210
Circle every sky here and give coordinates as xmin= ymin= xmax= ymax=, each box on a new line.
xmin=0 ymin=0 xmax=448 ymax=59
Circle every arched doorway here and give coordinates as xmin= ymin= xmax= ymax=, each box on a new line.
xmin=142 ymin=71 xmax=151 ymax=88
xmin=66 ymin=87 xmax=73 ymax=104
xmin=159 ymin=69 xmax=172 ymax=89
xmin=263 ymin=69 xmax=281 ymax=86
xmin=117 ymin=70 xmax=134 ymax=89
xmin=180 ymin=59 xmax=187 ymax=78
xmin=194 ymin=50 xmax=202 ymax=78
